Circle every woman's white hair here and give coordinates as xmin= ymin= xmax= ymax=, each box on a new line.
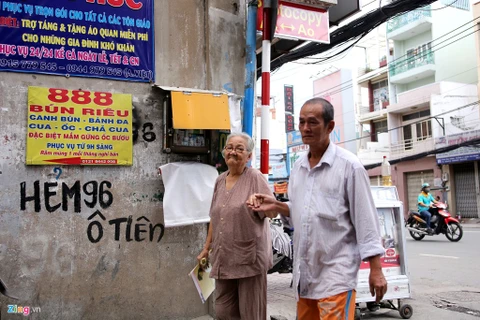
xmin=225 ymin=132 xmax=255 ymax=153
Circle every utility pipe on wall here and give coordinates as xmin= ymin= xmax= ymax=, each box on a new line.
xmin=242 ymin=1 xmax=258 ymax=138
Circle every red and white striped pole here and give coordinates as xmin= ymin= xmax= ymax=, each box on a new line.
xmin=260 ymin=4 xmax=272 ymax=179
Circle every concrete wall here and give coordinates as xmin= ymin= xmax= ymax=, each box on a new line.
xmin=0 ymin=1 xmax=245 ymax=319
xmin=340 ymin=69 xmax=357 ymax=154
xmin=430 ymin=83 xmax=479 ymax=138
xmin=405 ymin=75 xmax=435 ymax=92
xmin=432 ymin=1 xmax=478 ymax=86
xmin=402 ymin=31 xmax=432 ymax=53
xmin=387 ymin=112 xmax=402 ymax=144
xmin=474 ymin=2 xmax=480 ymax=97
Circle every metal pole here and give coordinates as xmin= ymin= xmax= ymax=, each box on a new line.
xmin=286 ymin=140 xmax=291 ymax=177
xmin=242 ymin=1 xmax=258 ymax=137
xmin=260 ymin=3 xmax=271 ymax=179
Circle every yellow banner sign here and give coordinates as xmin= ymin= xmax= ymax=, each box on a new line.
xmin=27 ymin=86 xmax=133 ymax=165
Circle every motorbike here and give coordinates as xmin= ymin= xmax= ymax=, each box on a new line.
xmin=268 ymin=218 xmax=293 ymax=274
xmin=406 ymin=202 xmax=463 ymax=242
xmin=268 ymin=195 xmax=293 ymax=275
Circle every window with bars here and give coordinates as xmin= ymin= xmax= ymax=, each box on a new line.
xmin=416 ymin=120 xmax=432 ymax=141
xmin=440 ymin=0 xmax=470 ymax=11
xmin=406 ymin=42 xmax=432 ymax=70
xmin=402 ymin=119 xmax=432 ymax=150
xmin=372 ymin=80 xmax=388 ymax=90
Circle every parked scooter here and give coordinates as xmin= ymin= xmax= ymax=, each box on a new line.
xmin=406 ymin=202 xmax=463 ymax=242
xmin=0 ymin=277 xmax=18 ymax=299
xmin=268 ymin=195 xmax=293 ymax=275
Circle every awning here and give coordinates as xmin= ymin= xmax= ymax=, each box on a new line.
xmin=170 ymin=90 xmax=230 ymax=130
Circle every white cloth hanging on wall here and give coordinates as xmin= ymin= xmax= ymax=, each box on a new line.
xmin=160 ymin=162 xmax=218 ymax=228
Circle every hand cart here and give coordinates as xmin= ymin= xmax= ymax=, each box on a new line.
xmin=355 ymin=186 xmax=413 ymax=319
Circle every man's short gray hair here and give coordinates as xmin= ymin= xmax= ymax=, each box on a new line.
xmin=303 ymin=97 xmax=334 ymax=125
xmin=226 ymin=132 xmax=255 ymax=153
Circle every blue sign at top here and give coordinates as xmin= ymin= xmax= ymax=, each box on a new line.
xmin=287 ymin=130 xmax=302 ymax=147
xmin=0 ymin=0 xmax=154 ymax=82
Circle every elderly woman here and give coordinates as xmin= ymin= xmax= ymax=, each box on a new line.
xmin=197 ymin=132 xmax=275 ymax=320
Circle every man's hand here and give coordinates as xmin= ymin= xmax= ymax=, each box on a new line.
xmin=247 ymin=193 xmax=278 ymax=212
xmin=369 ymin=268 xmax=388 ymax=303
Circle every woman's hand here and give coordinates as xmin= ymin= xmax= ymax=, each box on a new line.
xmin=197 ymin=247 xmax=209 ymax=266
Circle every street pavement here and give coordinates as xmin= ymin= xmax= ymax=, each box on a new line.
xmin=267 ymin=224 xmax=480 ymax=320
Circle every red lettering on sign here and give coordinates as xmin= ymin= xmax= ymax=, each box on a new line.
xmin=83 ymin=108 xmax=95 ymax=116
xmin=72 ymin=90 xmax=92 ymax=105
xmin=48 ymin=88 xmax=69 ymax=103
xmin=30 ymin=105 xmax=43 ymax=112
xmin=94 ymin=92 xmax=113 ymax=106
xmin=47 ymin=89 xmax=113 ymax=106
xmin=85 ymin=0 xmax=143 ymax=10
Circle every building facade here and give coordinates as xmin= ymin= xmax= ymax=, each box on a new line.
xmin=358 ymin=1 xmax=480 ymax=217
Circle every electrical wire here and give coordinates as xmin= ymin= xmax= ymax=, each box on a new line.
xmin=302 ymin=14 xmax=478 ymax=85
xmin=417 ymin=0 xmax=464 ymax=10
xmin=383 ymin=23 xmax=479 ymax=73
xmin=282 ymin=65 xmax=480 ymax=135
xmin=257 ymin=3 xmax=480 ymax=146
xmin=340 ymin=100 xmax=480 ymax=145
xmin=364 ymin=136 xmax=480 ymax=170
xmin=270 ymin=38 xmax=362 ymax=81
xmin=286 ymin=23 xmax=480 ymax=109
xmin=325 ymin=26 xmax=478 ymax=99
xmin=269 ymin=15 xmax=480 ymax=105
xmin=265 ymin=0 xmax=446 ymax=73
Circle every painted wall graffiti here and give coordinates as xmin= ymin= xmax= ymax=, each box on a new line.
xmin=87 ymin=211 xmax=164 ymax=243
xmin=18 ymin=236 xmax=122 ymax=279
xmin=19 ymin=236 xmax=76 ymax=278
xmin=131 ymin=191 xmax=164 ymax=203
xmin=20 ymin=179 xmax=165 ymax=244
xmin=53 ymin=167 xmax=62 ymax=180
xmin=132 ymin=87 xmax=163 ymax=143
xmin=132 ymin=106 xmax=156 ymax=143
xmin=20 ymin=180 xmax=112 ymax=213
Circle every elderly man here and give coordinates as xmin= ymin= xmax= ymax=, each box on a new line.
xmin=248 ymin=98 xmax=387 ymax=319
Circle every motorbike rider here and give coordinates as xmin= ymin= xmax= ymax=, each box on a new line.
xmin=417 ymin=183 xmax=438 ymax=234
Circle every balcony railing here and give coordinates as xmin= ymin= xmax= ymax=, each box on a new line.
xmin=359 ymin=106 xmax=370 ymax=115
xmin=390 ymin=136 xmax=434 ymax=159
xmin=386 ymin=6 xmax=432 ymax=34
xmin=389 ymin=50 xmax=434 ymax=77
xmin=358 ymin=136 xmax=437 ymax=164
xmin=359 ymin=103 xmax=389 ymax=117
